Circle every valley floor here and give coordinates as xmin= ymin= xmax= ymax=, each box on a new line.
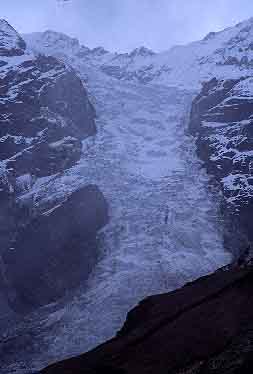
xmin=1 ymin=71 xmax=231 ymax=373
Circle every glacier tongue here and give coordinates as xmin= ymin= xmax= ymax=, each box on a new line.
xmin=1 ymin=66 xmax=231 ymax=372
xmin=52 ymin=72 xmax=231 ymax=353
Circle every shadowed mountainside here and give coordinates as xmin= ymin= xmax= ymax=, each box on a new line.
xmin=41 ymin=263 xmax=253 ymax=374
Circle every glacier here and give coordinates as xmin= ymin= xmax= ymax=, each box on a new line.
xmin=1 ymin=51 xmax=232 ymax=373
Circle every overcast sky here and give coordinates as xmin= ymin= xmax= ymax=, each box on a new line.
xmin=2 ymin=0 xmax=253 ymax=52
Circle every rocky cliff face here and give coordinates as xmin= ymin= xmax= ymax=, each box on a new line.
xmin=0 ymin=19 xmax=26 ymax=57
xmin=189 ymin=77 xmax=253 ymax=253
xmin=0 ymin=20 xmax=108 ymax=315
xmin=41 ymin=263 xmax=253 ymax=374
xmin=0 ymin=24 xmax=96 ymax=176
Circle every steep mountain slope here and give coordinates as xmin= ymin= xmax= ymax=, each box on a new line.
xmin=190 ymin=77 xmax=253 ymax=253
xmin=0 ymin=19 xmax=25 ymax=56
xmin=0 ymin=20 xmax=108 ymax=318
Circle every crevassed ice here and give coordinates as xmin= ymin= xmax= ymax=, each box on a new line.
xmin=3 ymin=67 xmax=232 ymax=373
xmin=51 ymin=70 xmax=231 ymax=353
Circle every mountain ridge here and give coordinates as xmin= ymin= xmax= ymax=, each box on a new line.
xmin=24 ymin=16 xmax=253 ymax=88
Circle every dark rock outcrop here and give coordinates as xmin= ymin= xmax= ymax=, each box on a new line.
xmin=0 ymin=23 xmax=96 ymax=176
xmin=40 ymin=264 xmax=253 ymax=374
xmin=2 ymin=185 xmax=108 ymax=313
xmin=7 ymin=135 xmax=82 ymax=178
xmin=189 ymin=77 xmax=253 ymax=252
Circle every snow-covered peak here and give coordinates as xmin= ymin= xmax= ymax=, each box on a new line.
xmin=24 ymin=30 xmax=82 ymax=57
xmin=0 ymin=19 xmax=26 ymax=56
xmin=24 ymin=17 xmax=253 ymax=89
xmin=23 ymin=31 xmax=111 ymax=66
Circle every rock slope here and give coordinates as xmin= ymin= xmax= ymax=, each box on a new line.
xmin=41 ymin=263 xmax=253 ymax=374
xmin=3 ymin=185 xmax=108 ymax=314
xmin=0 ymin=20 xmax=107 ymax=316
xmin=0 ymin=19 xmax=26 ymax=57
xmin=190 ymin=76 xmax=253 ymax=253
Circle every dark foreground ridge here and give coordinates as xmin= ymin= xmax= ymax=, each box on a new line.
xmin=41 ymin=263 xmax=253 ymax=374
